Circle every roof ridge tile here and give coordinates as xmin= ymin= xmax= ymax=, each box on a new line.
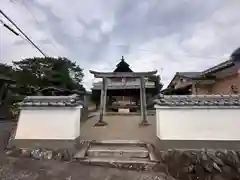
xmin=155 ymin=94 xmax=240 ymax=107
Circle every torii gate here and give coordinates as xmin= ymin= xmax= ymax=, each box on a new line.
xmin=89 ymin=69 xmax=157 ymax=126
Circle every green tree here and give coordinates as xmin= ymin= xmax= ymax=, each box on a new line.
xmin=0 ymin=57 xmax=85 ymax=119
xmin=13 ymin=57 xmax=85 ymax=95
xmin=0 ymin=63 xmax=17 ymax=119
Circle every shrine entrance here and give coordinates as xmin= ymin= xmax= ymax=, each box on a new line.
xmin=107 ymin=89 xmax=140 ymax=113
xmin=89 ymin=56 xmax=158 ymax=127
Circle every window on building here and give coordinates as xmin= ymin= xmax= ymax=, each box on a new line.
xmin=231 ymin=84 xmax=238 ymax=94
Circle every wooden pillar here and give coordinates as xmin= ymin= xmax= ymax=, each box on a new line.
xmin=108 ymin=95 xmax=113 ymax=106
xmin=94 ymin=77 xmax=108 ymax=126
xmin=140 ymin=76 xmax=150 ymax=126
xmin=103 ymin=78 xmax=108 ymax=113
xmin=192 ymin=81 xmax=197 ymax=94
xmin=140 ymin=78 xmax=144 ymax=118
xmin=0 ymin=83 xmax=8 ymax=105
xmin=0 ymin=83 xmax=5 ymax=104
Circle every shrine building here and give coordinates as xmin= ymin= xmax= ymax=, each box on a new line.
xmin=90 ymin=56 xmax=161 ymax=125
xmin=90 ymin=57 xmax=161 ymax=113
xmin=90 ymin=57 xmax=161 ymax=121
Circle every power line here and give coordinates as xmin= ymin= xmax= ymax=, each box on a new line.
xmin=1 ymin=18 xmax=37 ymax=48
xmin=10 ymin=0 xmax=61 ymax=55
xmin=21 ymin=0 xmax=40 ymax=24
xmin=0 ymin=9 xmax=47 ymax=57
xmin=10 ymin=0 xmax=40 ymax=24
xmin=0 ymin=19 xmax=19 ymax=36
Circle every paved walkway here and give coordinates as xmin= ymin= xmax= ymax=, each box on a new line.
xmin=80 ymin=114 xmax=158 ymax=144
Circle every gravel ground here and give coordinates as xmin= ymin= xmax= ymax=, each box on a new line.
xmin=80 ymin=115 xmax=157 ymax=143
xmin=0 ymin=121 xmax=16 ymax=152
xmin=0 ymin=154 xmax=173 ymax=180
xmin=0 ymin=119 xmax=171 ymax=179
xmin=2 ymin=118 xmax=240 ymax=180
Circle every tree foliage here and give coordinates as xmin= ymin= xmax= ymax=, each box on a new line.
xmin=0 ymin=57 xmax=85 ymax=105
xmin=0 ymin=57 xmax=85 ymax=119
xmin=12 ymin=57 xmax=85 ymax=95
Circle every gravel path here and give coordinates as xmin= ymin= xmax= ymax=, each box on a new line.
xmin=0 ymin=120 xmax=175 ymax=180
xmin=0 ymin=154 xmax=173 ymax=180
xmin=80 ymin=115 xmax=157 ymax=143
xmin=0 ymin=121 xmax=15 ymax=152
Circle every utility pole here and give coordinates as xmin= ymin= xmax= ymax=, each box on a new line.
xmin=0 ymin=9 xmax=47 ymax=57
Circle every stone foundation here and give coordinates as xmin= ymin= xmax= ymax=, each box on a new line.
xmin=6 ymin=145 xmax=240 ymax=179
xmin=5 ymin=136 xmax=240 ymax=180
xmin=12 ymin=139 xmax=78 ymax=150
xmin=154 ymin=149 xmax=240 ymax=180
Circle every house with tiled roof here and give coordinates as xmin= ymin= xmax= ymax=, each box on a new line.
xmin=163 ymin=48 xmax=240 ymax=95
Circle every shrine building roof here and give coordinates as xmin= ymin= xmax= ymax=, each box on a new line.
xmin=90 ymin=56 xmax=157 ymax=78
xmin=114 ymin=56 xmax=133 ymax=72
xmin=89 ymin=70 xmax=157 ymax=78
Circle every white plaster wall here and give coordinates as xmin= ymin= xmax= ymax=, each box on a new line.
xmin=15 ymin=106 xmax=82 ymax=140
xmin=155 ymin=106 xmax=240 ymax=140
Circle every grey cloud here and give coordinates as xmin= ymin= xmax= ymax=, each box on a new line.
xmin=31 ymin=2 xmax=112 ymax=63
xmin=13 ymin=40 xmax=25 ymax=46
xmin=111 ymin=0 xmax=222 ymax=45
xmin=2 ymin=0 xmax=240 ymax=89
xmin=32 ymin=0 xmax=223 ymax=64
xmin=38 ymin=38 xmax=52 ymax=44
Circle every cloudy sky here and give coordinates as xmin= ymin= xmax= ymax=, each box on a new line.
xmin=1 ymin=0 xmax=240 ymax=90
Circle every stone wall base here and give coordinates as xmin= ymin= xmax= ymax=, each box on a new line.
xmin=13 ymin=138 xmax=80 ymax=151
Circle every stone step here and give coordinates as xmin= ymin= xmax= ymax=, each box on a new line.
xmin=73 ymin=142 xmax=160 ymax=170
xmin=87 ymin=145 xmax=149 ymax=158
xmin=90 ymin=140 xmax=146 ymax=146
xmin=75 ymin=157 xmax=156 ymax=167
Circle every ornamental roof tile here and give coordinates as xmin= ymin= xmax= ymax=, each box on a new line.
xmin=154 ymin=94 xmax=240 ymax=107
xmin=19 ymin=94 xmax=83 ymax=107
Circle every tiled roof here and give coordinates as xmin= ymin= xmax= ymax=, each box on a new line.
xmin=167 ymin=72 xmax=201 ymax=89
xmin=201 ymin=59 xmax=234 ymax=76
xmin=154 ymin=94 xmax=240 ymax=107
xmin=114 ymin=56 xmax=133 ymax=72
xmin=19 ymin=94 xmax=83 ymax=107
xmin=177 ymin=72 xmax=200 ymax=78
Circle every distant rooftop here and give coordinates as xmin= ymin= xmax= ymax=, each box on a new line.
xmin=176 ymin=72 xmax=200 ymax=79
xmin=167 ymin=47 xmax=240 ymax=89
